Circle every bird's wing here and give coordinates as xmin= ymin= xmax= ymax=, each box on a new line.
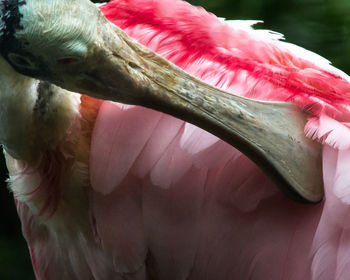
xmin=86 ymin=1 xmax=350 ymax=279
xmin=89 ymin=101 xmax=329 ymax=279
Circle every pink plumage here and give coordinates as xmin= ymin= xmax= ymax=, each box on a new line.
xmin=17 ymin=0 xmax=350 ymax=279
xmin=100 ymin=0 xmax=350 ymax=150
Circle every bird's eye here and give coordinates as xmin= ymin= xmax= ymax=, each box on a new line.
xmin=57 ymin=57 xmax=80 ymax=65
xmin=8 ymin=53 xmax=37 ymax=70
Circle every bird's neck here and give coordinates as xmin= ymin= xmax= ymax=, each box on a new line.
xmin=0 ymin=56 xmax=40 ymax=160
xmin=0 ymin=56 xmax=82 ymax=161
xmin=0 ymin=56 xmax=91 ymax=219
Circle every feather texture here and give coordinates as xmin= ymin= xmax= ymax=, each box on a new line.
xmin=101 ymin=0 xmax=350 ymax=149
xmin=10 ymin=0 xmax=350 ymax=279
xmin=90 ymin=1 xmax=350 ymax=279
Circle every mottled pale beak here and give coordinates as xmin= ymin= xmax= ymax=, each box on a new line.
xmin=1 ymin=0 xmax=323 ymax=202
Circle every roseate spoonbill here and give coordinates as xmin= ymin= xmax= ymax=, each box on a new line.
xmin=1 ymin=0 xmax=350 ymax=279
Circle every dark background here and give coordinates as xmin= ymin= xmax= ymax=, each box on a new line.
xmin=1 ymin=0 xmax=349 ymax=278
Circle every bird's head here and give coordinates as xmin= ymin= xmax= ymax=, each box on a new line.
xmin=0 ymin=0 xmax=324 ymax=202
xmin=0 ymin=0 xmax=174 ymax=104
xmin=0 ymin=0 xmax=100 ymax=89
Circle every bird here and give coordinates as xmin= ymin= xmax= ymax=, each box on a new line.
xmin=1 ymin=0 xmax=350 ymax=279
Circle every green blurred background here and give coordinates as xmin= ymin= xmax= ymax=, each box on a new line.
xmin=0 ymin=0 xmax=349 ymax=278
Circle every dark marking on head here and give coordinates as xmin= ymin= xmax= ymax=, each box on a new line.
xmin=34 ymin=81 xmax=55 ymax=119
xmin=0 ymin=0 xmax=47 ymax=79
xmin=0 ymin=0 xmax=76 ymax=84
xmin=0 ymin=0 xmax=26 ymax=47
xmin=0 ymin=0 xmax=56 ymax=82
xmin=0 ymin=0 xmax=52 ymax=80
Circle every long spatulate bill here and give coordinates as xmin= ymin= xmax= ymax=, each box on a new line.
xmin=0 ymin=0 xmax=323 ymax=202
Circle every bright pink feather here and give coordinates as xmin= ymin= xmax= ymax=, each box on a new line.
xmin=92 ymin=1 xmax=350 ymax=279
xmin=100 ymin=0 xmax=350 ymax=150
xmin=19 ymin=0 xmax=350 ymax=279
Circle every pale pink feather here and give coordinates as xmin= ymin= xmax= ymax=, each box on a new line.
xmin=19 ymin=0 xmax=350 ymax=279
xmin=90 ymin=102 xmax=162 ymax=194
xmin=92 ymin=1 xmax=350 ymax=279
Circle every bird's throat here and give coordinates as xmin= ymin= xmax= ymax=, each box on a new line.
xmin=0 ymin=57 xmax=81 ymax=162
xmin=0 ymin=56 xmax=38 ymax=160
